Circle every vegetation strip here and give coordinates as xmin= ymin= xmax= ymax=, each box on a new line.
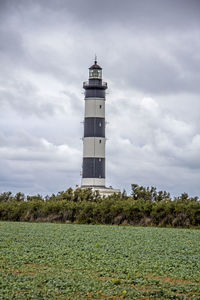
xmin=0 ymin=184 xmax=199 ymax=227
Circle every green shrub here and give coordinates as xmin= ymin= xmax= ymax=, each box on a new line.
xmin=0 ymin=184 xmax=199 ymax=228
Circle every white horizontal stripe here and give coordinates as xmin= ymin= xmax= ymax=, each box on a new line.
xmin=85 ymin=99 xmax=105 ymax=118
xmin=83 ymin=137 xmax=105 ymax=158
xmin=81 ymin=178 xmax=105 ymax=187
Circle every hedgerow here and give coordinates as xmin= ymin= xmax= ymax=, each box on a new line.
xmin=0 ymin=184 xmax=199 ymax=227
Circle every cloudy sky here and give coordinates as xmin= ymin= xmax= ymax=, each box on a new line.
xmin=0 ymin=0 xmax=200 ymax=197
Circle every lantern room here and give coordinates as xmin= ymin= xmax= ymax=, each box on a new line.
xmin=89 ymin=60 xmax=102 ymax=79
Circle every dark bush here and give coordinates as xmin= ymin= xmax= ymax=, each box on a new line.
xmin=0 ymin=184 xmax=199 ymax=228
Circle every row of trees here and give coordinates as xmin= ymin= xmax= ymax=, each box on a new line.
xmin=0 ymin=184 xmax=199 ymax=203
xmin=0 ymin=185 xmax=199 ymax=228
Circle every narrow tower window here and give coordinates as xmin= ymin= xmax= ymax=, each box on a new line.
xmin=99 ymin=105 xmax=102 ymax=109
xmin=99 ymin=139 xmax=101 ymax=144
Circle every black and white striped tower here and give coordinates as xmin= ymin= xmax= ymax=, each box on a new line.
xmin=81 ymin=58 xmax=107 ymax=188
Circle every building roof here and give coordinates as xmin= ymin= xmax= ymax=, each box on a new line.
xmin=89 ymin=59 xmax=102 ymax=70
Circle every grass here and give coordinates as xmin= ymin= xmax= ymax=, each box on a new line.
xmin=0 ymin=222 xmax=200 ymax=299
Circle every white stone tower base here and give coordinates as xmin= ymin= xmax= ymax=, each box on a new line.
xmin=82 ymin=186 xmax=120 ymax=197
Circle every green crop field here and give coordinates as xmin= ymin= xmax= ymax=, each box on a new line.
xmin=0 ymin=222 xmax=200 ymax=299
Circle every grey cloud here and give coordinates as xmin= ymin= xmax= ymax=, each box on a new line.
xmin=0 ymin=28 xmax=23 ymax=58
xmin=0 ymin=78 xmax=61 ymax=116
xmin=0 ymin=130 xmax=82 ymax=194
xmin=0 ymin=0 xmax=199 ymax=196
xmin=105 ymin=30 xmax=200 ymax=95
xmin=31 ymin=0 xmax=200 ymax=30
xmin=1 ymin=0 xmax=200 ymax=96
xmin=106 ymin=95 xmax=200 ymax=195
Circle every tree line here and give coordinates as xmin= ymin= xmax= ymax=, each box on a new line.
xmin=0 ymin=184 xmax=199 ymax=228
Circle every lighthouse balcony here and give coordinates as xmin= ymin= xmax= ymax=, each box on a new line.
xmin=83 ymin=81 xmax=107 ymax=89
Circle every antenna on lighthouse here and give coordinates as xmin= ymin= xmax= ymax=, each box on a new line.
xmin=94 ymin=54 xmax=97 ymax=64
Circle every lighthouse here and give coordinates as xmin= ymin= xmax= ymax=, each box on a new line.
xmin=81 ymin=58 xmax=120 ymax=196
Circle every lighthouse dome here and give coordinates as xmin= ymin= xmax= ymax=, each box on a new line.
xmin=89 ymin=60 xmax=102 ymax=70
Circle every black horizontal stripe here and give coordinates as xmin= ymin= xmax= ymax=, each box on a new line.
xmin=84 ymin=117 xmax=105 ymax=137
xmin=82 ymin=158 xmax=105 ymax=178
xmin=85 ymin=89 xmax=105 ymax=98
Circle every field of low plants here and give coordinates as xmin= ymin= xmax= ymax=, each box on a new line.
xmin=0 ymin=222 xmax=200 ymax=299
